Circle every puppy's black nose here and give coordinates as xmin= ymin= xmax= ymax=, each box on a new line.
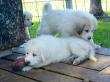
xmin=88 ymin=37 xmax=91 ymax=40
xmin=25 ymin=61 xmax=30 ymax=65
xmin=31 ymin=23 xmax=33 ymax=25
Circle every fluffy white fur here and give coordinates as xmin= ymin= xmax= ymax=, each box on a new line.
xmin=22 ymin=35 xmax=97 ymax=71
xmin=37 ymin=3 xmax=100 ymax=48
xmin=23 ymin=10 xmax=33 ymax=41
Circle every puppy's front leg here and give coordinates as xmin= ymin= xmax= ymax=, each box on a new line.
xmin=90 ymin=39 xmax=101 ymax=49
xmin=22 ymin=66 xmax=32 ymax=72
xmin=25 ymin=27 xmax=30 ymax=41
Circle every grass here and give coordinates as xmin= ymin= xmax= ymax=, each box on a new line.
xmin=29 ymin=20 xmax=110 ymax=48
xmin=29 ymin=21 xmax=40 ymax=38
xmin=94 ymin=20 xmax=110 ymax=48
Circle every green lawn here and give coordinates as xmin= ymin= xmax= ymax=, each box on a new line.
xmin=29 ymin=21 xmax=40 ymax=38
xmin=29 ymin=20 xmax=110 ymax=48
xmin=94 ymin=21 xmax=110 ymax=48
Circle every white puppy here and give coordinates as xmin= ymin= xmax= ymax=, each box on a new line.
xmin=37 ymin=3 xmax=100 ymax=48
xmin=23 ymin=10 xmax=33 ymax=41
xmin=22 ymin=35 xmax=97 ymax=71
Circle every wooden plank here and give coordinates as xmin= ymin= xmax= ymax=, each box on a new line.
xmin=0 ymin=49 xmax=12 ymax=58
xmin=96 ymin=47 xmax=110 ymax=56
xmin=43 ymin=63 xmax=110 ymax=82
xmin=3 ymin=54 xmax=110 ymax=82
xmin=12 ymin=47 xmax=25 ymax=54
xmin=0 ymin=59 xmax=16 ymax=72
xmin=100 ymin=66 xmax=110 ymax=75
xmin=20 ymin=69 xmax=82 ymax=82
xmin=78 ymin=55 xmax=110 ymax=71
xmin=0 ymin=69 xmax=37 ymax=82
xmin=0 ymin=59 xmax=82 ymax=82
xmin=3 ymin=53 xmax=24 ymax=61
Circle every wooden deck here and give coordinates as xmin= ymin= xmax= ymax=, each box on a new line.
xmin=0 ymin=53 xmax=110 ymax=82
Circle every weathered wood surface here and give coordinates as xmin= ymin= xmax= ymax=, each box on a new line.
xmin=95 ymin=47 xmax=110 ymax=56
xmin=0 ymin=69 xmax=37 ymax=82
xmin=0 ymin=53 xmax=110 ymax=82
xmin=78 ymin=55 xmax=110 ymax=71
xmin=0 ymin=49 xmax=12 ymax=58
xmin=0 ymin=0 xmax=25 ymax=51
xmin=0 ymin=59 xmax=82 ymax=82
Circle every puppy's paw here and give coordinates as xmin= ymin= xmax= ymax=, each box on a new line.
xmin=90 ymin=57 xmax=97 ymax=62
xmin=73 ymin=58 xmax=81 ymax=65
xmin=95 ymin=44 xmax=101 ymax=49
xmin=89 ymin=55 xmax=97 ymax=62
xmin=22 ymin=66 xmax=32 ymax=72
xmin=19 ymin=43 xmax=26 ymax=48
xmin=17 ymin=56 xmax=24 ymax=59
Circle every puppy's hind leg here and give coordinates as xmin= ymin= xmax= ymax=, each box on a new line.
xmin=73 ymin=48 xmax=97 ymax=65
xmin=37 ymin=20 xmax=51 ymax=36
xmin=73 ymin=56 xmax=86 ymax=65
xmin=70 ymin=44 xmax=87 ymax=65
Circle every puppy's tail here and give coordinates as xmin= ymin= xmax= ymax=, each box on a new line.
xmin=89 ymin=47 xmax=97 ymax=62
xmin=43 ymin=3 xmax=52 ymax=15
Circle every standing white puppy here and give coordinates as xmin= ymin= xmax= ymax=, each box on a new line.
xmin=22 ymin=35 xmax=97 ymax=71
xmin=37 ymin=3 xmax=100 ymax=48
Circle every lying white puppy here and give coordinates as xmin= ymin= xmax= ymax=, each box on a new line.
xmin=37 ymin=3 xmax=100 ymax=48
xmin=22 ymin=35 xmax=97 ymax=71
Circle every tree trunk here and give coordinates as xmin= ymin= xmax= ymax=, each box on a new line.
xmin=89 ymin=0 xmax=105 ymax=19
xmin=65 ymin=0 xmax=73 ymax=9
xmin=0 ymin=0 xmax=25 ymax=51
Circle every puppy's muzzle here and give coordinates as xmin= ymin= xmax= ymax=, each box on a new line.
xmin=25 ymin=61 xmax=30 ymax=65
xmin=88 ymin=37 xmax=91 ymax=40
xmin=31 ymin=23 xmax=33 ymax=25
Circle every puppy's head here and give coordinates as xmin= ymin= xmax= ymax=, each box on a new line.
xmin=79 ymin=24 xmax=96 ymax=41
xmin=24 ymin=40 xmax=45 ymax=66
xmin=23 ymin=10 xmax=33 ymax=27
xmin=78 ymin=14 xmax=98 ymax=41
xmin=78 ymin=17 xmax=97 ymax=41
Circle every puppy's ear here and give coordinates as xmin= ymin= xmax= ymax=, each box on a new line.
xmin=77 ymin=24 xmax=86 ymax=35
xmin=38 ymin=48 xmax=46 ymax=62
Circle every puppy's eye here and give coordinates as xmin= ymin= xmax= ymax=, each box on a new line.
xmin=26 ymin=53 xmax=29 ymax=54
xmin=27 ymin=19 xmax=30 ymax=21
xmin=85 ymin=30 xmax=89 ymax=32
xmin=33 ymin=54 xmax=36 ymax=56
